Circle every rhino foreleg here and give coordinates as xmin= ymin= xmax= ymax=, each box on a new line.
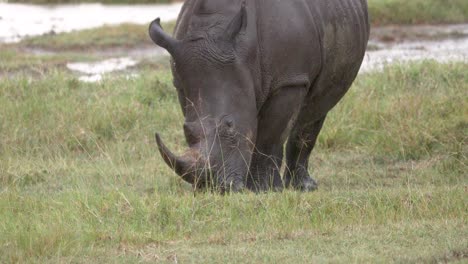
xmin=247 ymin=85 xmax=308 ymax=192
xmin=284 ymin=116 xmax=326 ymax=191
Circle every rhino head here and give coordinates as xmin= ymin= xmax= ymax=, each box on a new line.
xmin=149 ymin=2 xmax=258 ymax=192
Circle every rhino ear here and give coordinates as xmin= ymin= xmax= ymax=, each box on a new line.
xmin=226 ymin=2 xmax=247 ymax=41
xmin=149 ymin=18 xmax=180 ymax=55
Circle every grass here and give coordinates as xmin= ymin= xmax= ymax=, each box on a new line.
xmin=0 ymin=58 xmax=467 ymax=262
xmin=369 ymin=0 xmax=468 ymax=25
xmin=19 ymin=22 xmax=176 ymax=52
xmin=18 ymin=22 xmax=176 ymax=52
xmin=21 ymin=24 xmax=153 ymax=51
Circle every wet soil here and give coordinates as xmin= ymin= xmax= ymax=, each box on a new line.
xmin=361 ymin=24 xmax=468 ymax=73
xmin=370 ymin=24 xmax=468 ymax=43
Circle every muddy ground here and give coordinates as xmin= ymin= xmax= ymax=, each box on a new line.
xmin=362 ymin=24 xmax=468 ymax=72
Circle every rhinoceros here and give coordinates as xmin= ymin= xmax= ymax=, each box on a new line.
xmin=149 ymin=0 xmax=369 ymax=192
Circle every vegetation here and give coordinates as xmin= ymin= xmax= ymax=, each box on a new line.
xmin=369 ymin=0 xmax=468 ymax=25
xmin=22 ymin=24 xmax=154 ymax=51
xmin=19 ymin=22 xmax=176 ymax=52
xmin=0 ymin=53 xmax=467 ymax=262
xmin=9 ymin=0 xmax=468 ymax=25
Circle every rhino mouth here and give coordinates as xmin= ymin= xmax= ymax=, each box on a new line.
xmin=156 ymin=134 xmax=226 ymax=189
xmin=156 ymin=133 xmax=246 ymax=191
xmin=155 ymin=133 xmax=212 ymax=187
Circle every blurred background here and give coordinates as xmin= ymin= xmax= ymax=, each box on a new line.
xmin=1 ymin=0 xmax=467 ymax=81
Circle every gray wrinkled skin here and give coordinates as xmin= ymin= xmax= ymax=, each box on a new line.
xmin=150 ymin=0 xmax=369 ymax=193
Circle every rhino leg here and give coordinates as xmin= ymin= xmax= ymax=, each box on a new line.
xmin=247 ymin=86 xmax=307 ymax=192
xmin=248 ymin=144 xmax=284 ymax=192
xmin=284 ymin=116 xmax=327 ymax=192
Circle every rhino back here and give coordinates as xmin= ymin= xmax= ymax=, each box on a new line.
xmin=255 ymin=0 xmax=369 ymax=95
xmin=173 ymin=0 xmax=369 ymax=108
xmin=174 ymin=0 xmax=244 ymax=39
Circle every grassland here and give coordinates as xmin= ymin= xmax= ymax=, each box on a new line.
xmin=369 ymin=0 xmax=468 ymax=25
xmin=1 ymin=37 xmax=467 ymax=263
xmin=18 ymin=22 xmax=176 ymax=52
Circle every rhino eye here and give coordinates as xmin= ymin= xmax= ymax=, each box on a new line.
xmin=223 ymin=118 xmax=237 ymax=137
xmin=222 ymin=116 xmax=235 ymax=129
xmin=225 ymin=119 xmax=234 ymax=128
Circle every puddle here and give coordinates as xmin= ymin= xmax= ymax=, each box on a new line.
xmin=67 ymin=57 xmax=137 ymax=83
xmin=370 ymin=24 xmax=468 ymax=43
xmin=361 ymin=24 xmax=468 ymax=73
xmin=361 ymin=37 xmax=468 ymax=73
xmin=0 ymin=2 xmax=183 ymax=43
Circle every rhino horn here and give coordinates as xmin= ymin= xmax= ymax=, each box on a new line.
xmin=149 ymin=18 xmax=180 ymax=55
xmin=155 ymin=133 xmax=199 ymax=184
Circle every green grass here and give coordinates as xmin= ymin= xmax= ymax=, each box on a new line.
xmin=369 ymin=0 xmax=468 ymax=25
xmin=19 ymin=22 xmax=176 ymax=52
xmin=0 ymin=60 xmax=467 ymax=262
xmin=21 ymin=24 xmax=153 ymax=51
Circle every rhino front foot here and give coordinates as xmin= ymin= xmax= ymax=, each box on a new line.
xmin=285 ymin=167 xmax=318 ymax=192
